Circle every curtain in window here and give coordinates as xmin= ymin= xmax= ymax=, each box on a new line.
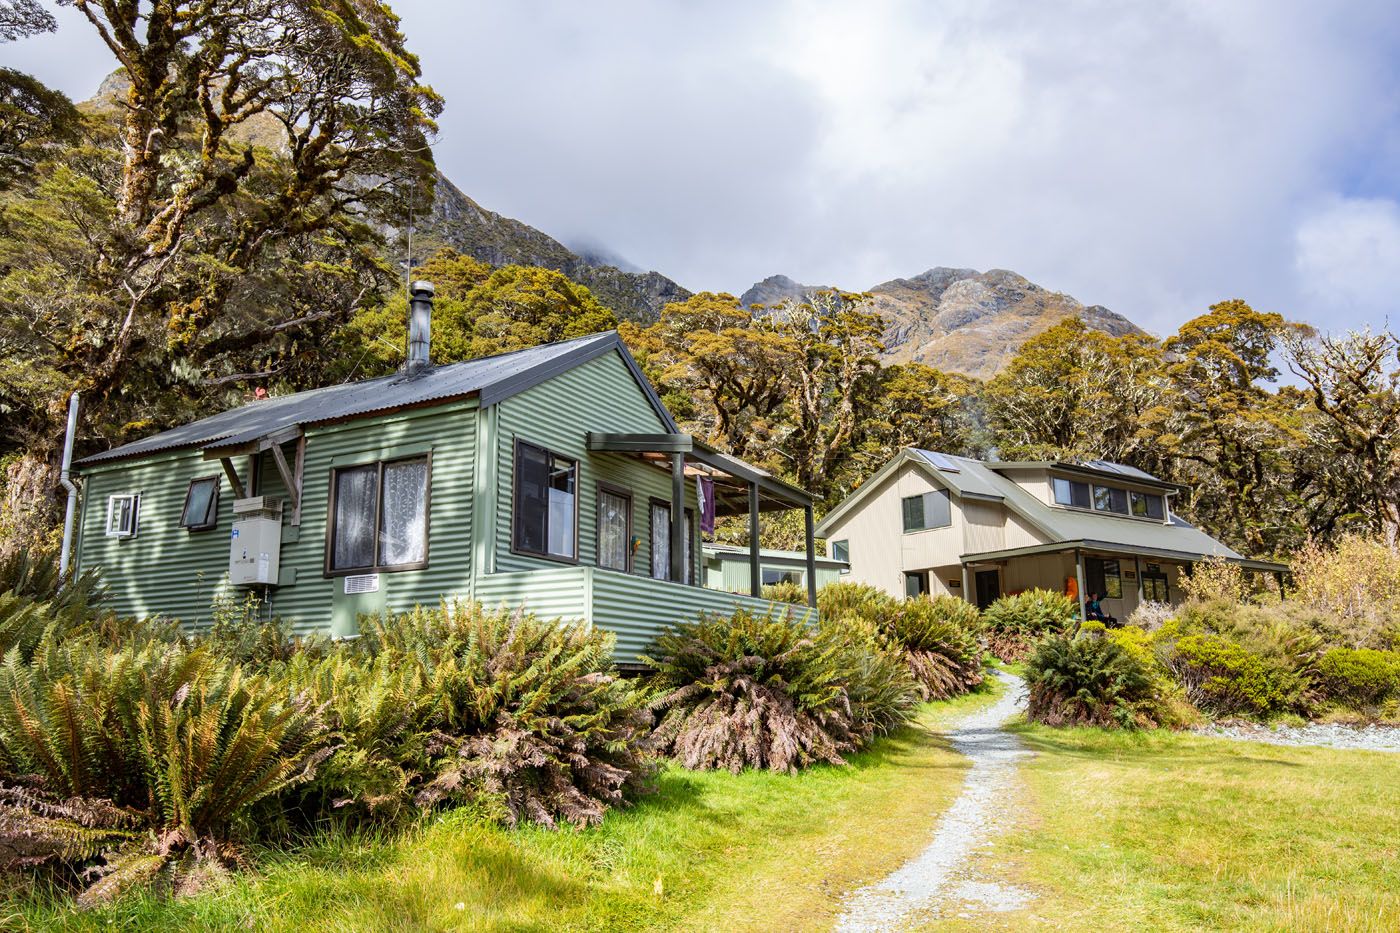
xmin=334 ymin=465 xmax=378 ymax=570
xmin=651 ymin=502 xmax=669 ymax=579
xmin=379 ymin=459 xmax=428 ymax=566
xmin=598 ymin=490 xmax=629 ymax=571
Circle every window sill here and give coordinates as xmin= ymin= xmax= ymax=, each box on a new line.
xmin=324 ymin=561 xmax=428 ymax=579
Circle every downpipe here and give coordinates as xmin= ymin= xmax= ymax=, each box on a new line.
xmin=57 ymin=391 xmax=80 ymax=584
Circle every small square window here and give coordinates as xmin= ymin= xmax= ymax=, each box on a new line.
xmin=106 ymin=494 xmax=139 ymax=537
xmin=1131 ymin=491 xmax=1165 ymax=519
xmin=180 ymin=477 xmax=220 ymax=531
xmin=830 ymin=539 xmax=850 ymax=572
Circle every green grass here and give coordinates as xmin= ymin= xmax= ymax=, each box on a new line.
xmin=4 ymin=686 xmax=1001 ymax=933
xmin=967 ymin=724 xmax=1400 ymax=932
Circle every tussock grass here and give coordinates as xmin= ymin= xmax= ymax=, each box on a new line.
xmin=4 ymin=689 xmax=999 ymax=932
xmin=976 ymin=725 xmax=1400 ymax=931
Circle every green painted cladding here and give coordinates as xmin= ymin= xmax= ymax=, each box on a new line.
xmin=76 ymin=398 xmax=478 ymax=635
xmin=491 ymin=351 xmax=699 ymax=583
xmin=73 ymin=345 xmax=812 ymax=656
xmin=707 ymin=558 xmax=844 ymax=594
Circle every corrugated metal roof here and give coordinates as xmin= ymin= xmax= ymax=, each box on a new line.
xmin=912 ymin=450 xmax=1007 ymax=500
xmin=77 ymin=332 xmax=664 ymax=467
xmin=915 ymin=449 xmax=1243 ymax=560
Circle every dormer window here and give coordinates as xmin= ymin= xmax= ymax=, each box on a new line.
xmin=1093 ymin=485 xmax=1129 ymax=514
xmin=1131 ymin=490 xmax=1165 ymax=520
xmin=1052 ymin=477 xmax=1091 ymax=509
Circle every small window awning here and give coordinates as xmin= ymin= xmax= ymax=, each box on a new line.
xmin=585 ymin=432 xmax=813 ymax=515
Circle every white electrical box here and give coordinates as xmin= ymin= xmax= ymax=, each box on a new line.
xmin=229 ymin=497 xmax=283 ymax=586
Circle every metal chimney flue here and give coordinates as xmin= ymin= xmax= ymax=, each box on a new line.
xmin=407 ymin=280 xmax=434 ymax=372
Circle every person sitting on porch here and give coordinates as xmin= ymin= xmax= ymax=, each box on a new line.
xmin=1085 ymin=593 xmax=1117 ymax=626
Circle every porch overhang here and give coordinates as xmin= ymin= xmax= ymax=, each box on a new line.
xmin=585 ymin=431 xmax=819 ymax=606
xmin=959 ymin=539 xmax=1288 ymax=574
xmin=200 ymin=425 xmax=306 ymax=524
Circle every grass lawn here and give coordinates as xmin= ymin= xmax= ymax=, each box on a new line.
xmin=960 ymin=724 xmax=1400 ymax=932
xmin=3 ymin=686 xmax=1000 ymax=933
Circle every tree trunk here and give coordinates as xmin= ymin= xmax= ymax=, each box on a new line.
xmin=0 ymin=451 xmax=62 ymax=558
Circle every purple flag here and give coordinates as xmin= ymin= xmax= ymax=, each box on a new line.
xmin=698 ymin=476 xmax=716 ymax=535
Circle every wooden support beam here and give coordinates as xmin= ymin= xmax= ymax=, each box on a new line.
xmin=1074 ymin=548 xmax=1087 ymax=626
xmin=219 ymin=457 xmax=246 ymax=499
xmin=670 ymin=452 xmax=685 ymax=584
xmin=804 ymin=504 xmax=817 ymax=609
xmin=291 ymin=435 xmax=305 ymax=526
xmin=270 ymin=441 xmax=301 ymax=525
xmin=749 ymin=483 xmax=761 ymax=597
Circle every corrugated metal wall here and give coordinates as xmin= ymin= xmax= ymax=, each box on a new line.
xmin=76 ymin=398 xmax=478 ymax=634
xmin=490 ymin=350 xmax=699 ymax=583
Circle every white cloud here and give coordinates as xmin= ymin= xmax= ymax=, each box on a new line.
xmin=9 ymin=0 xmax=1400 ymax=335
xmin=1295 ymin=197 xmax=1400 ymax=329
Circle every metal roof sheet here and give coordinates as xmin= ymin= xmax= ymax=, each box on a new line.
xmin=77 ymin=332 xmax=663 ymax=467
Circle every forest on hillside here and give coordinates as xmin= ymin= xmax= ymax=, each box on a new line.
xmin=1 ymin=0 xmax=1398 ymax=563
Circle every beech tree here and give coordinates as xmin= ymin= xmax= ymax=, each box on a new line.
xmin=0 ymin=0 xmax=441 ymax=551
xmin=1285 ymin=327 xmax=1400 ymax=543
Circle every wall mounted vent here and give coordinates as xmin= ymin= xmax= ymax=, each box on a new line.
xmin=344 ymin=573 xmax=380 ymax=595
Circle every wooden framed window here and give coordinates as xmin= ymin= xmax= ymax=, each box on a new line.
xmin=179 ymin=476 xmax=220 ymax=531
xmin=1142 ymin=570 xmax=1170 ymax=602
xmin=512 ymin=440 xmax=578 ymax=562
xmin=596 ymin=483 xmax=632 ymax=573
xmin=105 ymin=493 xmax=139 ymax=538
xmin=326 ymin=455 xmax=430 ymax=575
xmin=902 ymin=489 xmax=951 ymax=532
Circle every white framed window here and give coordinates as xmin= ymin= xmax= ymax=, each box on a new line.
xmin=761 ymin=567 xmax=803 ymax=587
xmin=105 ymin=494 xmax=139 ymax=538
xmin=830 ymin=538 xmax=850 ymax=572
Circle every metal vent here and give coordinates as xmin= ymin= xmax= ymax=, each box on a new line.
xmin=344 ymin=573 xmax=380 ymax=595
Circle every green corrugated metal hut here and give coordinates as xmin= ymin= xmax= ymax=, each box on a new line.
xmin=71 ymin=286 xmax=818 ymax=664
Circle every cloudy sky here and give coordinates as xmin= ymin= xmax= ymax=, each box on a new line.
xmin=10 ymin=1 xmax=1400 ymax=336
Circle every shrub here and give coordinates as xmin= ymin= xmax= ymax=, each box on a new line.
xmin=887 ymin=597 xmax=984 ymax=700
xmin=0 ymin=635 xmax=333 ymax=901
xmin=1025 ymin=632 xmax=1164 ymax=728
xmin=320 ymin=603 xmax=654 ymax=829
xmin=645 ymin=608 xmax=917 ymax=773
xmin=1156 ymin=602 xmax=1323 ymax=718
xmin=205 ymin=591 xmax=299 ymax=666
xmin=817 ymin=581 xmax=898 ymax=621
xmin=1181 ymin=557 xmax=1248 ymax=604
xmin=761 ymin=580 xmax=807 ymax=605
xmin=1290 ymin=535 xmax=1400 ymax=650
xmin=1126 ymin=600 xmax=1174 ymax=632
xmin=1318 ymin=648 xmax=1400 ymax=706
xmin=981 ymin=589 xmax=1078 ymax=660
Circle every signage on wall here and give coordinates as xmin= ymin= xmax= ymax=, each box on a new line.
xmin=947 ymin=579 xmax=961 ymax=588
xmin=1146 ymin=563 xmax=1161 ymax=572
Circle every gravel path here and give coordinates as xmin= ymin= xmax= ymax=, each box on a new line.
xmin=834 ymin=671 xmax=1033 ymax=932
xmin=1196 ymin=721 xmax=1400 ymax=753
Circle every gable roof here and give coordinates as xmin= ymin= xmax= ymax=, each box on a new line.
xmin=817 ymin=448 xmax=1261 ymax=565
xmin=76 ymin=331 xmax=674 ymax=467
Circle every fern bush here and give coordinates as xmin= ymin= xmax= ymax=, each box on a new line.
xmin=0 ymin=635 xmax=332 ymax=902
xmin=1024 ymin=631 xmax=1164 ymax=728
xmin=294 ymin=603 xmax=654 ymax=829
xmin=817 ymin=581 xmax=898 ymax=621
xmin=981 ymin=588 xmax=1078 ymax=660
xmin=887 ymin=597 xmax=984 ymax=700
xmin=645 ymin=608 xmax=917 ymax=773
